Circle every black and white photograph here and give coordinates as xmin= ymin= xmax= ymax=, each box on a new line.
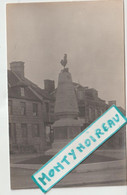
xmin=6 ymin=0 xmax=126 ymax=190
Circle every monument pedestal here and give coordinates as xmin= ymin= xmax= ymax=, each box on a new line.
xmin=46 ymin=118 xmax=81 ymax=155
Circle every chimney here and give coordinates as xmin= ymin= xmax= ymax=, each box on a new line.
xmin=44 ymin=80 xmax=55 ymax=93
xmin=10 ymin=61 xmax=25 ymax=77
xmin=108 ymin=100 xmax=116 ymax=106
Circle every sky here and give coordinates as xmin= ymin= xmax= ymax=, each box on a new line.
xmin=7 ymin=0 xmax=125 ymax=107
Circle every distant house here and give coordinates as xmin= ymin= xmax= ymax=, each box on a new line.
xmin=73 ymin=83 xmax=108 ymax=127
xmin=8 ymin=61 xmax=55 ymax=154
xmin=74 ymin=84 xmax=126 ymax=149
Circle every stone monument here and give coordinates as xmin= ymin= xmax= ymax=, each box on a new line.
xmin=46 ymin=54 xmax=82 ymax=155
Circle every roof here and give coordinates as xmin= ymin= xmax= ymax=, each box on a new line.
xmin=8 ymin=85 xmax=41 ymax=102
xmin=8 ymin=70 xmax=19 ymax=86
xmin=117 ymin=106 xmax=126 ymax=115
xmin=8 ymin=70 xmax=52 ymax=101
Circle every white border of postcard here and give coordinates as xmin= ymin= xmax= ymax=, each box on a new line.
xmin=0 ymin=0 xmax=126 ymax=195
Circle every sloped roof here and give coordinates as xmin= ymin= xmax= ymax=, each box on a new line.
xmin=8 ymin=70 xmax=19 ymax=86
xmin=117 ymin=106 xmax=125 ymax=115
xmin=8 ymin=85 xmax=41 ymax=102
xmin=20 ymin=76 xmax=52 ymax=100
xmin=8 ymin=70 xmax=52 ymax=101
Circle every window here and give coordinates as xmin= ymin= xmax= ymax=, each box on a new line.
xmin=21 ymin=87 xmax=25 ymax=96
xmin=9 ymin=123 xmax=11 ymax=138
xmin=9 ymin=123 xmax=16 ymax=143
xmin=9 ymin=100 xmax=13 ymax=115
xmin=45 ymin=102 xmax=49 ymax=113
xmin=101 ymin=109 xmax=104 ymax=115
xmin=97 ymin=109 xmax=101 ymax=116
xmin=20 ymin=102 xmax=26 ymax=115
xmin=33 ymin=103 xmax=38 ymax=116
xmin=94 ymin=108 xmax=98 ymax=117
xmin=50 ymin=104 xmax=54 ymax=113
xmin=21 ymin=123 xmax=27 ymax=137
xmin=89 ymin=107 xmax=92 ymax=120
xmin=77 ymin=90 xmax=84 ymax=100
xmin=79 ymin=106 xmax=85 ymax=117
xmin=54 ymin=127 xmax=67 ymax=139
xmin=32 ymin=124 xmax=40 ymax=137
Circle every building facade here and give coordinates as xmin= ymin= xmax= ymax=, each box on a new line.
xmin=74 ymin=83 xmax=108 ymax=128
xmin=8 ymin=61 xmax=54 ymax=154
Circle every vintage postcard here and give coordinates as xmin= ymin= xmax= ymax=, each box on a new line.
xmin=6 ymin=0 xmax=126 ymax=190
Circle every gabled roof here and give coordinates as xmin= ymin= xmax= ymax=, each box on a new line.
xmin=8 ymin=70 xmax=19 ymax=86
xmin=117 ymin=106 xmax=125 ymax=115
xmin=19 ymin=76 xmax=52 ymax=100
xmin=8 ymin=84 xmax=41 ymax=102
xmin=8 ymin=70 xmax=52 ymax=101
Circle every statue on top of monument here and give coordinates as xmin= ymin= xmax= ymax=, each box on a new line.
xmin=60 ymin=54 xmax=67 ymax=68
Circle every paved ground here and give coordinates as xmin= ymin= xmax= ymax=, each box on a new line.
xmin=10 ymin=149 xmax=126 ymax=189
xmin=10 ymin=149 xmax=126 ymax=164
xmin=15 ymin=153 xmax=117 ymax=165
xmin=10 ymin=163 xmax=126 ymax=189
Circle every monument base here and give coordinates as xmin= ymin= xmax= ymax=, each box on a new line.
xmin=45 ymin=118 xmax=82 ymax=155
xmin=45 ymin=139 xmax=72 ymax=155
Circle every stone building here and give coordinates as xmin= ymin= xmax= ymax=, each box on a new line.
xmin=74 ymin=83 xmax=126 ymax=149
xmin=73 ymin=83 xmax=108 ymax=129
xmin=8 ymin=61 xmax=55 ymax=154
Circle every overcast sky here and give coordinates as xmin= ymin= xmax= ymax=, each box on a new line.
xmin=7 ymin=0 xmax=125 ymax=107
